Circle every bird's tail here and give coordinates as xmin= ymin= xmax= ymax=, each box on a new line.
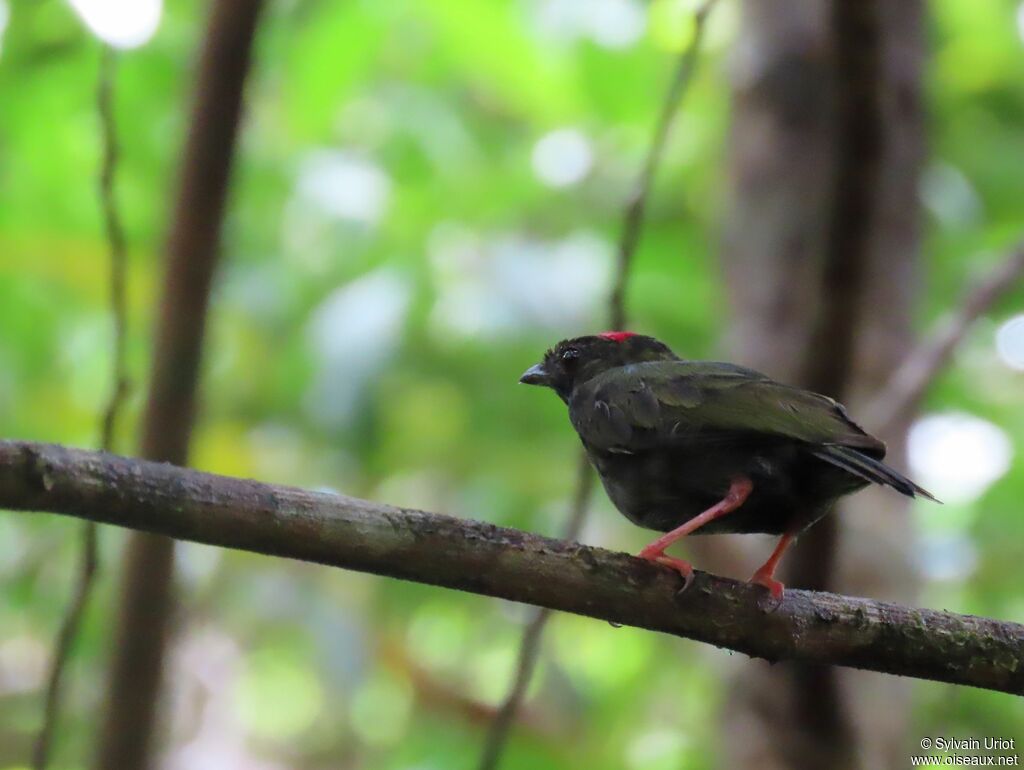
xmin=812 ymin=444 xmax=940 ymax=502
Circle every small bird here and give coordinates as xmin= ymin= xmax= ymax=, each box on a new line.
xmin=520 ymin=332 xmax=936 ymax=599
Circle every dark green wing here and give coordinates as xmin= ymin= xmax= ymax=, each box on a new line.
xmin=568 ymin=360 xmax=885 ymax=456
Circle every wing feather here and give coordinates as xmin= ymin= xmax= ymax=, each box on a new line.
xmin=569 ymin=360 xmax=885 ymax=456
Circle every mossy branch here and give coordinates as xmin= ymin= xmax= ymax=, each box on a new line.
xmin=2 ymin=440 xmax=1021 ymax=696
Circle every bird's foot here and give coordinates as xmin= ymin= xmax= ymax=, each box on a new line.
xmin=638 ymin=547 xmax=695 ymax=592
xmin=749 ymin=569 xmax=785 ymax=602
xmin=748 ymin=532 xmax=793 ymax=606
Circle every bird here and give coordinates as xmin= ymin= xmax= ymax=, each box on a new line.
xmin=519 ymin=331 xmax=937 ymax=599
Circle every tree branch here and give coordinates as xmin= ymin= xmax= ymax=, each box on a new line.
xmin=2 ymin=440 xmax=1021 ymax=696
xmin=864 ymin=242 xmax=1024 ymax=429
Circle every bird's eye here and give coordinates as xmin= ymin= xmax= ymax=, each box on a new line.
xmin=561 ymin=348 xmax=580 ymax=364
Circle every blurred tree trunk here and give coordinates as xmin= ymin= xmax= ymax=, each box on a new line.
xmin=714 ymin=1 xmax=925 ymax=768
xmin=93 ymin=2 xmax=264 ymax=769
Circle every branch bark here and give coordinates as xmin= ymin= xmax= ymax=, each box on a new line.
xmin=2 ymin=440 xmax=1022 ymax=696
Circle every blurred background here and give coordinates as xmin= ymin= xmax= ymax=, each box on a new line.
xmin=1 ymin=0 xmax=1023 ymax=768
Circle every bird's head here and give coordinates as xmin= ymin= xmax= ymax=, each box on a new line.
xmin=520 ymin=332 xmax=677 ymax=401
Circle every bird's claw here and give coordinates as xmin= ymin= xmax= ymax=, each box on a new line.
xmin=749 ymin=573 xmax=784 ymax=600
xmin=661 ymin=558 xmax=695 ymax=594
xmin=674 ymin=569 xmax=696 ymax=597
xmin=749 ymin=571 xmax=785 ymax=611
xmin=639 ymin=549 xmax=695 ymax=593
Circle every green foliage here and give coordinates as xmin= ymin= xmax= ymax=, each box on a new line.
xmin=1 ymin=0 xmax=1023 ymax=767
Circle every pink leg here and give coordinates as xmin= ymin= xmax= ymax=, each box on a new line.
xmin=749 ymin=532 xmax=795 ymax=600
xmin=637 ymin=477 xmax=753 ymax=588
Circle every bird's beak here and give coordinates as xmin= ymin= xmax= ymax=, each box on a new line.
xmin=519 ymin=363 xmax=550 ymax=386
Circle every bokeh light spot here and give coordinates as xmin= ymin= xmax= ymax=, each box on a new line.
xmin=908 ymin=412 xmax=1013 ymax=504
xmin=428 ymin=225 xmax=612 ymax=340
xmin=67 ymin=0 xmax=162 ymax=49
xmin=531 ymin=128 xmax=593 ymax=188
xmin=588 ymin=0 xmax=646 ymax=49
xmin=0 ymin=1 xmax=9 ymax=58
xmin=919 ymin=162 xmax=983 ymax=228
xmin=995 ymin=314 xmax=1024 ymax=370
xmin=296 ymin=149 xmax=391 ymax=225
xmin=532 ymin=0 xmax=645 ymax=49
